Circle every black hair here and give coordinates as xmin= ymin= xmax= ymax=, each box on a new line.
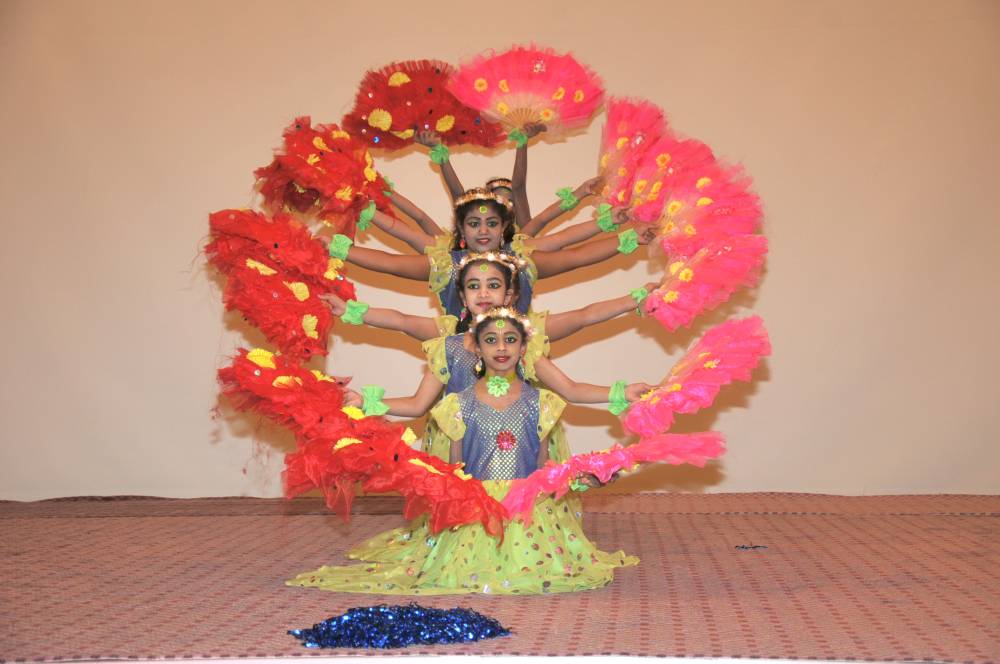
xmin=472 ymin=313 xmax=528 ymax=378
xmin=452 ymin=198 xmax=515 ymax=251
xmin=455 ymin=257 xmax=519 ymax=333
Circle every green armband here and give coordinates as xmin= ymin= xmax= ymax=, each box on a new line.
xmin=596 ymin=203 xmax=616 ymax=232
xmin=428 ymin=143 xmax=450 ymax=164
xmin=328 ymin=234 xmax=353 ymax=260
xmin=356 ymin=201 xmax=376 ymax=232
xmin=556 ymin=187 xmax=579 ymax=212
xmin=508 ymin=128 xmax=528 ymax=148
xmin=361 ymin=385 xmax=389 ymax=417
xmin=629 ymin=287 xmax=649 ymax=314
xmin=617 ymin=228 xmax=639 ymax=255
xmin=340 ymin=299 xmax=369 ymax=326
xmin=608 ymin=380 xmax=629 ymax=416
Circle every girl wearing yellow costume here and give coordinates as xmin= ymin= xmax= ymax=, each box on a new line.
xmin=287 ymin=308 xmax=651 ymax=595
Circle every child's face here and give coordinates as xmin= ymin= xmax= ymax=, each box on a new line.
xmin=476 ymin=319 xmax=525 ymax=374
xmin=461 ymin=204 xmax=506 ymax=251
xmin=461 ymin=263 xmax=513 ymax=315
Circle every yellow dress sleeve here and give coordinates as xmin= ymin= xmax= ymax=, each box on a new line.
xmin=536 ymin=389 xmax=567 ymax=441
xmin=424 ymin=234 xmax=454 ymax=295
xmin=521 ymin=310 xmax=551 ymax=383
xmin=420 ymin=334 xmax=451 ymax=385
xmin=430 ymin=393 xmax=466 ymax=441
xmin=434 ymin=315 xmax=458 ymax=337
xmin=509 ymin=233 xmax=539 ymax=284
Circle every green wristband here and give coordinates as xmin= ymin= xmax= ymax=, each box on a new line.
xmin=569 ymin=478 xmax=591 ymax=493
xmin=508 ymin=128 xmax=528 ymax=148
xmin=328 ymin=234 xmax=353 ymax=260
xmin=629 ymin=287 xmax=649 ymax=314
xmin=608 ymin=380 xmax=629 ymax=416
xmin=382 ymin=175 xmax=395 ymax=196
xmin=617 ymin=228 xmax=639 ymax=255
xmin=596 ymin=203 xmax=616 ymax=232
xmin=357 ymin=201 xmax=376 ymax=232
xmin=556 ymin=187 xmax=579 ymax=212
xmin=361 ymin=385 xmax=389 ymax=417
xmin=340 ymin=299 xmax=369 ymax=326
xmin=428 ymin=143 xmax=450 ymax=164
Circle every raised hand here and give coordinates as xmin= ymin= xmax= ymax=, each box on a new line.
xmin=578 ymin=175 xmax=604 ymax=197
xmin=342 ymin=388 xmax=363 ymax=409
xmin=613 ymin=206 xmax=632 ymax=226
xmin=625 ymin=382 xmax=656 ymax=402
xmin=575 ymin=470 xmax=622 ymax=488
xmin=317 ymin=293 xmax=347 ymax=316
xmin=522 ymin=122 xmax=547 ymax=139
xmin=635 ymin=226 xmax=657 ymax=246
xmin=414 ymin=128 xmax=441 ymax=148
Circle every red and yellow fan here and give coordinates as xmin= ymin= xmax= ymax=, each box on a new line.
xmin=342 ymin=59 xmax=505 ymax=151
xmin=254 ymin=117 xmax=393 ymax=237
xmin=597 ymin=98 xmax=668 ymax=207
xmin=206 ymin=209 xmax=356 ymax=360
xmin=448 ymin=44 xmax=604 ymax=136
xmin=219 ymin=350 xmax=507 ymax=537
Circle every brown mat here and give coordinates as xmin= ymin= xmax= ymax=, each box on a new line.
xmin=2 ymin=493 xmax=998 ymax=662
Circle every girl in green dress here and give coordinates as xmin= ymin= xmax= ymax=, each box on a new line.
xmin=286 ymin=308 xmax=650 ymax=595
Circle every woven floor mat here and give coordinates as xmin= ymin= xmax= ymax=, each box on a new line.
xmin=2 ymin=493 xmax=998 ymax=662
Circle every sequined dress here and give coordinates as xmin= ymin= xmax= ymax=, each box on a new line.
xmin=285 ymin=384 xmax=638 ymax=596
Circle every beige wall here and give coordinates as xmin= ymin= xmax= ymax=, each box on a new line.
xmin=2 ymin=0 xmax=998 ymax=501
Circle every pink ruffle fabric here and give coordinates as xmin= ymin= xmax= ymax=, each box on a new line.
xmin=502 ymin=432 xmax=725 ymax=523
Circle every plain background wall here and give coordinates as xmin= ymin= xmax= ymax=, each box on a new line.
xmin=1 ymin=0 xmax=998 ymax=501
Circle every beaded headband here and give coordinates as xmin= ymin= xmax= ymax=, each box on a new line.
xmin=473 ymin=307 xmax=534 ymax=338
xmin=453 ymin=187 xmax=514 ymax=213
xmin=456 ymin=250 xmax=527 ymax=275
xmin=485 ymin=177 xmax=513 ymax=191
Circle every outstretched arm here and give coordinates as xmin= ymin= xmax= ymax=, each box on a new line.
xmin=382 ymin=369 xmax=445 ymax=418
xmin=416 ymin=129 xmax=464 ymax=200
xmin=545 ymin=282 xmax=657 ymax=342
xmin=318 ymin=293 xmax=439 ymax=341
xmin=339 ymin=241 xmax=431 ymax=281
xmin=530 ymin=225 xmax=655 ymax=279
xmin=387 ymin=191 xmax=445 ymax=237
xmin=529 ymin=205 xmax=628 ymax=253
xmin=533 ymin=357 xmax=653 ymax=404
xmin=370 ymin=209 xmax=436 ymax=253
xmin=520 ymin=175 xmax=603 ymax=237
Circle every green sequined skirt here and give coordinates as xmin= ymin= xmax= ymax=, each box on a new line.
xmin=286 ymin=480 xmax=638 ymax=596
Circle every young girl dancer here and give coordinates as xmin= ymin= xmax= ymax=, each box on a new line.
xmin=287 ymin=307 xmax=648 ymax=595
xmin=323 ymin=252 xmax=653 ymax=454
xmin=332 ymin=188 xmax=652 ymax=317
xmin=409 ymin=123 xmax=601 ymax=234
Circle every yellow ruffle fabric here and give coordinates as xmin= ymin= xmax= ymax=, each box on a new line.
xmin=424 ymin=234 xmax=454 ymax=295
xmin=509 ymin=233 xmax=539 ymax=284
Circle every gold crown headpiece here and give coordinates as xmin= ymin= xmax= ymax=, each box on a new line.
xmin=455 ymin=250 xmax=527 ymax=275
xmin=452 ymin=187 xmax=514 ymax=213
xmin=472 ymin=306 xmax=534 ymax=338
xmin=485 ymin=177 xmax=513 ymax=191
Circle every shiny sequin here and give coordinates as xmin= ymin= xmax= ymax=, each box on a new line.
xmin=457 ymin=383 xmax=541 ymax=480
xmin=288 ymin=604 xmax=509 ymax=649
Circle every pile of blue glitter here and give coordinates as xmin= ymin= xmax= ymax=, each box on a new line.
xmin=288 ymin=604 xmax=511 ymax=649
